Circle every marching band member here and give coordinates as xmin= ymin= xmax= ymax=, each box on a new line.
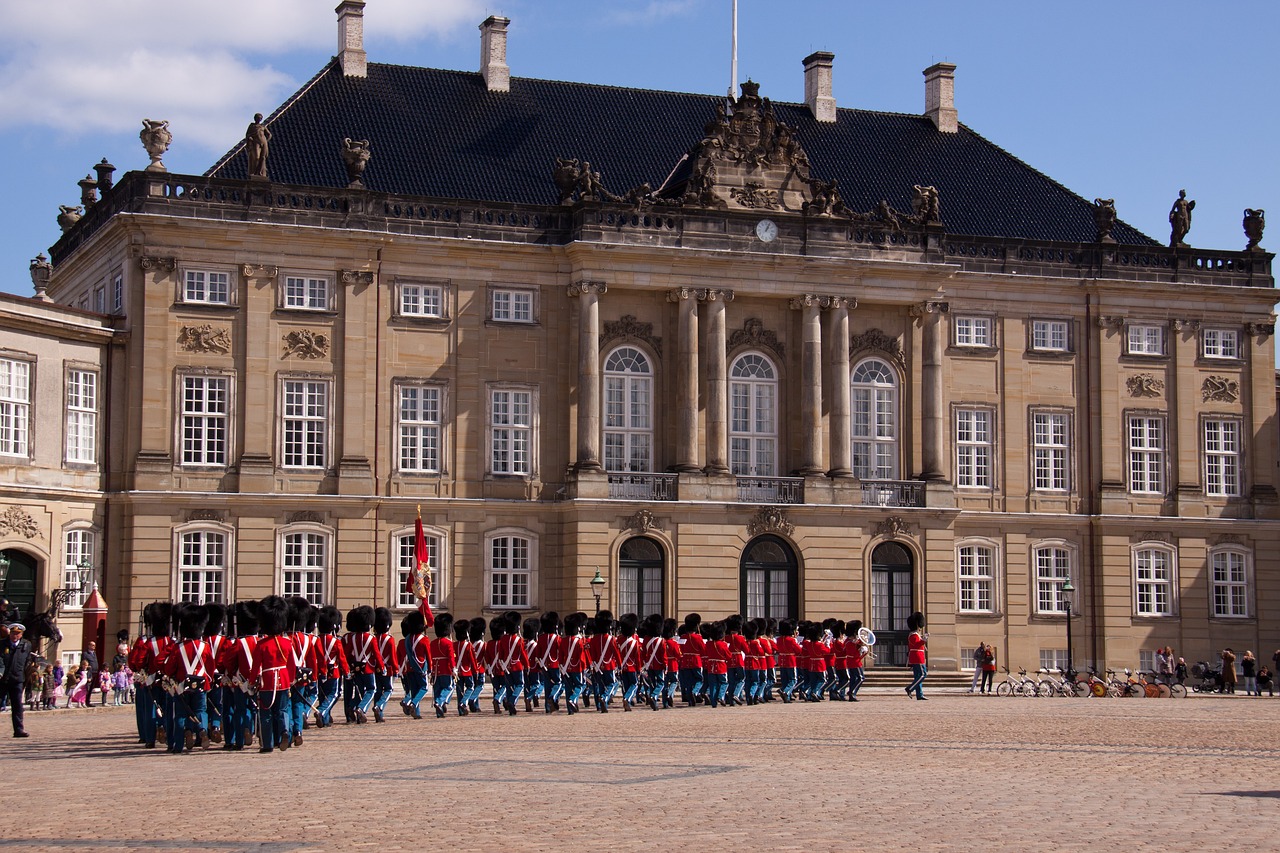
xmin=314 ymin=605 xmax=347 ymax=728
xmin=397 ymin=610 xmax=430 ymax=719
xmin=452 ymin=618 xmax=474 ymax=717
xmin=560 ymin=613 xmax=591 ymax=715
xmin=743 ymin=622 xmax=766 ymax=705
xmin=829 ymin=622 xmax=849 ymax=701
xmin=677 ymin=621 xmax=705 ymax=707
xmin=847 ymin=619 xmax=867 ymax=701
xmin=906 ymin=611 xmax=928 ymax=701
xmin=372 ymin=607 xmax=399 ymax=723
xmin=761 ymin=618 xmax=779 ymax=702
xmin=428 ymin=613 xmax=457 ymax=717
xmin=251 ymin=596 xmax=296 ymax=753
xmin=287 ymin=599 xmax=319 ymax=746
xmin=342 ymin=605 xmax=382 ymax=724
xmin=535 ymin=612 xmax=563 ymax=713
xmin=725 ymin=615 xmax=748 ymax=706
xmin=801 ymin=624 xmax=828 ymax=702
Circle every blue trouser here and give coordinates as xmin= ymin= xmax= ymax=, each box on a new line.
xmin=849 ymin=666 xmax=865 ymax=697
xmin=464 ymin=673 xmax=486 ymax=708
xmin=503 ymin=671 xmax=524 ymax=710
xmin=316 ymin=677 xmax=340 ymax=725
xmin=137 ymin=681 xmax=157 ymax=744
xmin=806 ymin=670 xmax=825 ymax=700
xmin=432 ymin=674 xmax=454 ymax=709
xmin=491 ymin=672 xmax=509 ymax=707
xmin=679 ymin=667 xmax=703 ymax=705
xmin=401 ymin=670 xmax=427 ymax=711
xmin=454 ymin=674 xmax=474 ymax=709
xmin=225 ymin=689 xmax=251 ymax=747
xmin=749 ymin=669 xmax=766 ymax=701
xmin=374 ymin=673 xmax=394 ymax=713
xmin=542 ymin=670 xmax=563 ymax=704
xmin=562 ymin=670 xmax=585 ymax=706
xmin=831 ymin=667 xmax=850 ymax=699
xmin=645 ymin=670 xmax=665 ymax=703
xmin=206 ymin=686 xmax=225 ymax=734
xmin=180 ymin=690 xmax=208 ymax=745
xmin=706 ymin=672 xmax=728 ymax=707
xmin=164 ymin=692 xmax=186 ymax=753
xmin=743 ymin=669 xmax=758 ymax=701
xmin=592 ymin=670 xmax=616 ymax=707
xmin=349 ymin=671 xmax=376 ymax=715
xmin=257 ymin=689 xmax=289 ymax=750
xmin=664 ymin=671 xmax=678 ymax=705
xmin=909 ymin=663 xmax=927 ymax=699
xmin=779 ymin=666 xmax=799 ymax=700
xmin=620 ymin=670 xmax=639 ymax=704
xmin=727 ymin=666 xmax=745 ymax=702
xmin=289 ymin=681 xmax=317 ymax=736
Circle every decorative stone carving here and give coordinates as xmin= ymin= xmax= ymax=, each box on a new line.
xmin=139 ymin=118 xmax=172 ymax=172
xmin=696 ymin=288 xmax=734 ymax=303
xmin=911 ymin=185 xmax=941 ymax=223
xmin=567 ymin=281 xmax=607 ymax=297
xmin=1170 ymin=319 xmax=1200 ymax=332
xmin=139 ymin=256 xmax=176 ymax=272
xmin=819 ymin=295 xmax=854 ymax=312
xmin=747 ymin=505 xmax=794 ymax=538
xmin=728 ymin=317 xmax=784 ymax=360
xmin=242 ymin=264 xmax=278 ymax=279
xmin=805 ymin=177 xmax=845 ymax=216
xmin=177 ymin=324 xmax=232 ymax=355
xmin=1245 ymin=322 xmax=1275 ymax=338
xmin=552 ymin=158 xmax=623 ymax=204
xmin=288 ymin=511 xmax=325 ymax=525
xmin=342 ymin=138 xmax=371 ymax=188
xmin=282 ymin=329 xmax=331 ymax=359
xmin=1093 ymin=198 xmax=1117 ymax=243
xmin=874 ymin=516 xmax=912 ymax=539
xmin=57 ymin=205 xmax=83 ymax=232
xmin=1168 ymin=189 xmax=1194 ymax=248
xmin=1211 ymin=533 xmax=1245 ymax=546
xmin=850 ymin=328 xmax=905 ymax=369
xmin=245 ymin=113 xmax=271 ymax=181
xmin=94 ymin=158 xmax=115 ymax=192
xmin=1244 ymin=208 xmax=1266 ymax=251
xmin=666 ymin=287 xmax=695 ymax=303
xmin=908 ymin=300 xmax=950 ymax=320
xmin=623 ymin=508 xmax=663 ymax=533
xmin=600 ymin=315 xmax=662 ymax=357
xmin=340 ymin=270 xmax=374 ymax=286
xmin=187 ymin=509 xmax=225 ymax=523
xmin=78 ymin=174 xmax=98 ymax=209
xmin=0 ymin=506 xmax=39 ymax=538
xmin=1134 ymin=531 xmax=1171 ymax=544
xmin=1202 ymin=375 xmax=1240 ymax=403
xmin=729 ymin=183 xmax=779 ymax=209
xmin=29 ymin=254 xmax=52 ymax=300
xmin=788 ymin=294 xmax=820 ymax=311
xmin=1127 ymin=373 xmax=1165 ymax=397
xmin=1097 ymin=315 xmax=1124 ymax=329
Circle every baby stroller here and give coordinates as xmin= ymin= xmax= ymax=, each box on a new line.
xmin=1190 ymin=661 xmax=1223 ymax=693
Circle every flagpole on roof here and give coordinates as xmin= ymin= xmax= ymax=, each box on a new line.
xmin=729 ymin=0 xmax=738 ymax=100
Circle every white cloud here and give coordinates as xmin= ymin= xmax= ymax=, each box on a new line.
xmin=603 ymin=0 xmax=699 ymax=26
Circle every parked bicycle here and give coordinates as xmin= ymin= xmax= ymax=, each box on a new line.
xmin=996 ymin=666 xmax=1039 ymax=697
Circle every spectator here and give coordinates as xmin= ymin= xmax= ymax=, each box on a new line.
xmin=1175 ymin=657 xmax=1188 ymax=685
xmin=968 ymin=644 xmax=984 ymax=693
xmin=81 ymin=642 xmax=100 ymax=706
xmin=1 ymin=623 xmax=32 ymax=736
xmin=1257 ymin=666 xmax=1274 ymax=697
xmin=112 ymin=664 xmax=132 ymax=705
xmin=1221 ymin=648 xmax=1237 ymax=694
xmin=40 ymin=665 xmax=55 ymax=710
xmin=1241 ymin=651 xmax=1258 ymax=696
xmin=980 ymin=644 xmax=996 ymax=694
xmin=67 ymin=665 xmax=89 ymax=708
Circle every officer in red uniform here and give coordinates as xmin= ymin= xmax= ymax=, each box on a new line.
xmin=163 ymin=604 xmax=214 ymax=753
xmin=286 ymin=599 xmax=320 ymax=745
xmin=906 ymin=611 xmax=928 ymax=700
xmin=560 ymin=613 xmax=591 ymax=714
xmin=587 ymin=612 xmax=621 ymax=712
xmin=342 ymin=605 xmax=382 ymax=724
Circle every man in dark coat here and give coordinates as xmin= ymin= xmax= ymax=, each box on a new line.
xmin=1 ymin=623 xmax=33 ymax=737
xmin=82 ymin=641 xmax=101 ymax=706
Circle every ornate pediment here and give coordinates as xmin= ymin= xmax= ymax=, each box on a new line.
xmin=850 ymin=328 xmax=905 ymax=369
xmin=875 ymin=516 xmax=913 ymax=539
xmin=0 ymin=506 xmax=39 ymax=539
xmin=728 ymin=318 xmax=784 ymax=360
xmin=601 ymin=315 xmax=662 ymax=357
xmin=747 ymin=505 xmax=794 ymax=538
xmin=622 ymin=509 xmax=664 ymax=533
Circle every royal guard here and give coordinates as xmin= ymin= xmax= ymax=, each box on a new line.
xmin=743 ymin=621 xmax=766 ymax=705
xmin=535 ymin=612 xmax=563 ymax=713
xmin=224 ymin=601 xmax=260 ymax=751
xmin=521 ymin=618 xmax=541 ymax=713
xmin=846 ymin=619 xmax=867 ymax=701
xmin=586 ymin=611 xmax=621 ymax=713
xmin=491 ymin=614 xmax=528 ymax=716
xmin=559 ymin=612 xmax=591 ymax=714
xmin=801 ymin=624 xmax=829 ymax=702
xmin=639 ymin=620 xmax=666 ymax=711
xmin=314 ymin=605 xmax=348 ymax=728
xmin=142 ymin=602 xmax=176 ymax=748
xmin=906 ymin=611 xmax=928 ymax=701
xmin=128 ymin=604 xmax=156 ymax=745
xmin=286 ymin=599 xmax=319 ymax=746
xmin=463 ymin=618 xmax=487 ymax=715
xmin=616 ymin=614 xmax=642 ymax=712
xmin=252 ymin=596 xmax=296 ymax=753
xmin=342 ymin=605 xmax=382 ymax=724
xmin=164 ymin=604 xmax=214 ymax=753
xmin=451 ymin=618 xmax=474 ymax=717
xmin=725 ymin=615 xmax=748 ymax=706
xmin=397 ymin=610 xmax=430 ymax=719
xmin=661 ymin=618 xmax=680 ymax=709
xmin=822 ymin=618 xmax=840 ymax=699
xmin=428 ymin=613 xmax=457 ymax=718
xmin=702 ymin=623 xmax=731 ymax=708
xmin=371 ymin=606 xmax=399 ymax=723
xmin=761 ymin=618 xmax=779 ymax=702
xmin=829 ymin=621 xmax=849 ymax=701
xmin=201 ymin=603 xmax=228 ymax=743
xmin=677 ymin=619 xmax=706 ymax=707
xmin=775 ymin=620 xmax=802 ymax=703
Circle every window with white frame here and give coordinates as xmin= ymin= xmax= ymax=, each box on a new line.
xmin=1133 ymin=546 xmax=1174 ymax=616
xmin=395 ymin=529 xmax=442 ymax=609
xmin=959 ymin=648 xmax=979 ymax=672
xmin=283 ymin=275 xmax=330 ymax=311
xmin=183 ymin=269 xmax=231 ymax=305
xmin=957 ymin=543 xmax=995 ymax=613
xmin=603 ymin=346 xmax=653 ymax=472
xmin=1031 ymin=319 xmax=1070 ymax=352
xmin=1126 ymin=323 xmax=1165 ymax=356
xmin=954 ymin=316 xmax=992 ymax=348
xmin=1138 ymin=649 xmax=1155 ymax=673
xmin=1127 ymin=415 xmax=1165 ymax=494
xmin=955 ymin=408 xmax=992 ymax=488
xmin=489 ymin=386 xmax=533 ymax=476
xmin=1040 ymin=649 xmax=1070 ymax=672
xmin=729 ymin=353 xmax=777 ymax=476
xmin=399 ymin=283 xmax=445 ymax=318
xmin=63 ymin=528 xmax=93 ymax=609
xmin=398 ymin=384 xmax=442 ymax=473
xmin=1033 ymin=545 xmax=1072 ymax=614
xmin=282 ymin=379 xmax=328 ymax=469
xmin=487 ymin=532 xmax=533 ymax=608
xmin=1203 ymin=419 xmax=1241 ymax=497
xmin=1031 ymin=411 xmax=1069 ymax=492
xmin=281 ymin=529 xmax=328 ymax=602
xmin=1201 ymin=328 xmax=1240 ymax=360
xmin=0 ymin=358 xmax=31 ymax=457
xmin=93 ymin=287 xmax=105 ymax=314
xmin=1210 ymin=549 xmax=1249 ymax=618
xmin=851 ymin=358 xmax=898 ymax=480
xmin=112 ymin=274 xmax=124 ymax=314
xmin=181 ymin=375 xmax=229 ymax=466
xmin=65 ymin=369 xmax=97 ymax=464
xmin=178 ymin=529 xmax=227 ymax=603
xmin=490 ymin=287 xmax=534 ymax=323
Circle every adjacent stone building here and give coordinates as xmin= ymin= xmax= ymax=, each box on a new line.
xmin=11 ymin=6 xmax=1278 ymax=671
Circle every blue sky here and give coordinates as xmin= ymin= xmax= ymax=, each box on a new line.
xmin=3 ymin=0 xmax=1277 ymax=301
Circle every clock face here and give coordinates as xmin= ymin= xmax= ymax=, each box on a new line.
xmin=756 ymin=219 xmax=778 ymax=242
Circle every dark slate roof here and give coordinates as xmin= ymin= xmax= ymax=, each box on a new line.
xmin=208 ymin=61 xmax=1155 ymax=245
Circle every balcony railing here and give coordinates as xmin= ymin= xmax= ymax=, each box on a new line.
xmin=608 ymin=473 xmax=678 ymax=501
xmin=860 ymin=479 xmax=926 ymax=508
xmin=736 ymin=476 xmax=805 ymax=504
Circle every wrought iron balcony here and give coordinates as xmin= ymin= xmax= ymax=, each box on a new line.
xmin=607 ymin=473 xmax=678 ymax=501
xmin=736 ymin=476 xmax=804 ymax=504
xmin=860 ymin=479 xmax=926 ymax=508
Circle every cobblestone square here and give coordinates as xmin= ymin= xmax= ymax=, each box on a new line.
xmin=0 ymin=690 xmax=1274 ymax=852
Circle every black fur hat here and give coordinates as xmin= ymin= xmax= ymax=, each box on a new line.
xmin=907 ymin=611 xmax=925 ymax=632
xmin=373 ymin=606 xmax=393 ymax=634
xmin=619 ymin=613 xmax=639 ymax=635
xmin=848 ymin=619 xmax=863 ymax=634
xmin=522 ymin=617 xmax=538 ymax=640
xmin=401 ymin=610 xmax=427 ymax=638
xmin=317 ymin=604 xmax=341 ymax=634
xmin=490 ymin=618 xmax=506 ymax=640
xmin=151 ymin=602 xmax=173 ymax=638
xmin=779 ymin=619 xmax=795 ymax=636
xmin=725 ymin=614 xmax=743 ymax=633
xmin=563 ymin=612 xmax=585 ymax=635
xmin=453 ymin=618 xmax=470 ymax=642
xmin=706 ymin=623 xmax=725 ymax=642
xmin=233 ymin=600 xmax=260 ymax=637
xmin=287 ymin=597 xmax=310 ymax=633
xmin=435 ymin=613 xmax=455 ymax=639
xmin=468 ymin=617 xmax=487 ymax=642
xmin=683 ymin=612 xmax=702 ymax=628
xmin=346 ymin=605 xmax=373 ymax=633
xmin=540 ymin=611 xmax=561 ymax=633
xmin=202 ymin=603 xmax=226 ymax=636
xmin=177 ymin=603 xmax=208 ymax=640
xmin=661 ymin=618 xmax=677 ymax=639
xmin=116 ymin=628 xmax=131 ymax=645
xmin=304 ymin=604 xmax=319 ymax=633
xmin=744 ymin=621 xmax=758 ymax=641
xmin=258 ymin=595 xmax=289 ymax=636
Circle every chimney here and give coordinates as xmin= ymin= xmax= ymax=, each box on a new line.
xmin=803 ymin=51 xmax=836 ymax=122
xmin=480 ymin=16 xmax=510 ymax=93
xmin=924 ymin=62 xmax=957 ymax=133
xmin=336 ymin=0 xmax=367 ymax=78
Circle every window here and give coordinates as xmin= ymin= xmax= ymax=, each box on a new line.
xmin=1133 ymin=546 xmax=1174 ymax=616
xmin=959 ymin=648 xmax=979 ymax=672
xmin=491 ymin=287 xmax=534 ymax=323
xmin=398 ymin=384 xmax=442 ymax=473
xmin=1202 ymin=328 xmax=1239 ymax=360
xmin=63 ymin=528 xmax=93 ymax=609
xmin=65 ymin=369 xmax=98 ymax=464
xmin=957 ymin=543 xmax=995 ymax=613
xmin=851 ymin=358 xmax=898 ymax=480
xmin=399 ymin=283 xmax=445 ymax=318
xmin=1040 ymin=649 xmax=1070 ymax=672
xmin=181 ymin=375 xmax=229 ymax=466
xmin=395 ymin=529 xmax=442 ymax=609
xmin=112 ymin=274 xmax=124 ymax=314
xmin=0 ymin=358 xmax=31 ymax=456
xmin=1203 ymin=419 xmax=1240 ymax=497
xmin=487 ymin=532 xmax=533 ymax=609
xmin=729 ymin=353 xmax=777 ymax=476
xmin=603 ymin=347 xmax=653 ymax=472
xmin=282 ymin=379 xmax=328 ymax=469
xmin=955 ymin=408 xmax=992 ymax=488
xmin=1127 ymin=416 xmax=1165 ymax=494
xmin=741 ymin=535 xmax=797 ymax=621
xmin=184 ymin=270 xmax=231 ymax=305
xmin=954 ymin=316 xmax=992 ymax=348
xmin=1126 ymin=324 xmax=1164 ymax=356
xmin=489 ymin=387 xmax=533 ymax=476
xmin=1033 ymin=545 xmax=1072 ymax=614
xmin=1138 ymin=649 xmax=1155 ymax=673
xmin=619 ymin=537 xmax=664 ymax=617
xmin=1031 ymin=320 xmax=1070 ymax=352
xmin=283 ymin=275 xmax=330 ymax=311
xmin=1031 ymin=412 xmax=1069 ymax=492
xmin=1210 ymin=549 xmax=1249 ymax=618
xmin=93 ymin=287 xmax=105 ymax=314
xmin=178 ymin=530 xmax=226 ymax=604
xmin=281 ymin=529 xmax=328 ymax=602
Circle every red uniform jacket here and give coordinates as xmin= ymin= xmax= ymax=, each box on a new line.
xmin=143 ymin=636 xmax=176 ymax=683
xmin=397 ymin=635 xmax=429 ymax=676
xmin=587 ymin=634 xmax=621 ymax=672
xmin=491 ymin=634 xmax=528 ymax=675
xmin=227 ymin=635 xmax=258 ymax=686
xmin=908 ymin=632 xmax=927 ymax=665
xmin=618 ymin=634 xmax=642 ymax=672
xmin=776 ymin=635 xmax=802 ymax=668
xmin=376 ymin=633 xmax=400 ymax=676
xmin=253 ymin=634 xmax=296 ymax=692
xmin=127 ymin=637 xmax=151 ymax=673
xmin=561 ymin=634 xmax=590 ymax=674
xmin=703 ymin=640 xmax=730 ymax=675
xmin=471 ymin=640 xmax=488 ymax=676
xmin=454 ymin=639 xmax=476 ymax=677
xmin=642 ymin=636 xmax=667 ymax=672
xmin=848 ymin=638 xmax=867 ymax=669
xmin=428 ymin=636 xmax=457 ymax=677
xmin=317 ymin=633 xmax=349 ymax=679
xmin=727 ymin=633 xmax=749 ymax=669
xmin=802 ymin=639 xmax=829 ymax=673
xmin=680 ymin=633 xmax=706 ymax=669
xmin=746 ymin=638 xmax=767 ymax=671
xmin=535 ymin=633 xmax=562 ymax=671
xmin=165 ymin=638 xmax=215 ymax=691
xmin=289 ymin=632 xmax=320 ymax=684
xmin=343 ymin=632 xmax=384 ymax=675
xmin=664 ymin=637 xmax=681 ymax=673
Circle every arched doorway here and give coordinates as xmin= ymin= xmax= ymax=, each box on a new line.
xmin=740 ymin=535 xmax=798 ymax=620
xmin=618 ymin=536 xmax=664 ymax=618
xmin=0 ymin=548 xmax=38 ymax=622
xmin=871 ymin=541 xmax=914 ymax=666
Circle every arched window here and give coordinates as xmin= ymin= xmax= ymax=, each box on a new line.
xmin=1209 ymin=547 xmax=1250 ymax=618
xmin=485 ymin=528 xmax=537 ymax=609
xmin=603 ymin=346 xmax=653 ymax=472
xmin=278 ymin=524 xmax=331 ymax=604
xmin=393 ymin=526 xmax=447 ymax=610
xmin=175 ymin=525 xmax=231 ymax=604
xmin=618 ymin=536 xmax=664 ymax=617
xmin=1032 ymin=541 xmax=1074 ymax=615
xmin=740 ymin=535 xmax=797 ymax=619
xmin=729 ymin=353 xmax=777 ymax=476
xmin=851 ymin=358 xmax=898 ymax=480
xmin=1132 ymin=543 xmax=1176 ymax=617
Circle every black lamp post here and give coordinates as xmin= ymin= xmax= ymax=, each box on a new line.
xmin=0 ymin=552 xmax=10 ymax=594
xmin=1061 ymin=576 xmax=1075 ymax=673
xmin=590 ymin=568 xmax=605 ymax=616
xmin=50 ymin=559 xmax=93 ymax=618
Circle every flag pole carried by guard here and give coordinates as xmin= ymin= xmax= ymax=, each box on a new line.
xmin=410 ymin=504 xmax=432 ymax=604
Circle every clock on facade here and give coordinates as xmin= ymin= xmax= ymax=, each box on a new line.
xmin=755 ymin=219 xmax=778 ymax=242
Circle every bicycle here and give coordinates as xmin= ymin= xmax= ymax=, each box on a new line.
xmin=1038 ymin=667 xmax=1083 ymax=697
xmin=1082 ymin=667 xmax=1119 ymax=698
xmin=1107 ymin=668 xmax=1146 ymax=698
xmin=996 ymin=667 xmax=1038 ymax=697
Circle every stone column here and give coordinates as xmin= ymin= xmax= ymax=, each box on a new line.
xmin=668 ymin=288 xmax=701 ymax=472
xmin=912 ymin=300 xmax=949 ymax=480
xmin=570 ymin=281 xmax=607 ymax=472
xmin=791 ymin=294 xmax=825 ymax=475
xmin=237 ymin=264 xmax=277 ymax=489
xmin=825 ymin=296 xmax=854 ymax=477
xmin=701 ymin=289 xmax=734 ymax=475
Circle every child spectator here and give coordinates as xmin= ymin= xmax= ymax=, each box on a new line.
xmin=41 ymin=665 xmax=55 ymax=710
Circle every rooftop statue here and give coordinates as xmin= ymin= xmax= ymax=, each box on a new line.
xmin=1093 ymin=198 xmax=1117 ymax=244
xmin=1169 ymin=189 xmax=1195 ymax=248
xmin=342 ymin=138 xmax=371 ymax=188
xmin=1244 ymin=208 xmax=1265 ymax=252
xmin=140 ymin=119 xmax=172 ymax=172
xmin=245 ymin=113 xmax=272 ymax=180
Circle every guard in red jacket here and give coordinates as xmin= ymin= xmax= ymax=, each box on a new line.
xmin=252 ymin=596 xmax=296 ymax=753
xmin=662 ymin=619 xmax=680 ymax=708
xmin=535 ymin=611 xmax=563 ymax=713
xmin=678 ymin=620 xmax=706 ymax=707
xmin=451 ymin=619 xmax=475 ymax=717
xmin=587 ymin=612 xmax=621 ymax=712
xmin=639 ymin=620 xmax=667 ymax=711
xmin=314 ymin=605 xmax=347 ymax=729
xmin=616 ymin=614 xmax=643 ymax=711
xmin=164 ymin=604 xmax=214 ymax=753
xmin=702 ymin=623 xmax=731 ymax=708
xmin=342 ymin=605 xmax=383 ymax=724
xmin=490 ymin=615 xmax=529 ymax=716
xmin=776 ymin=620 xmax=803 ymax=702
xmin=286 ymin=600 xmax=320 ymax=746
xmin=428 ymin=613 xmax=457 ymax=717
xmin=560 ymin=613 xmax=591 ymax=714
xmin=372 ymin=607 xmax=399 ymax=723
xmin=906 ymin=611 xmax=928 ymax=700
xmin=143 ymin=602 xmax=176 ymax=749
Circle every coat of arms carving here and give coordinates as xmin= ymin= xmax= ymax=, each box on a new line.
xmin=283 ymin=329 xmax=331 ymax=359
xmin=177 ymin=324 xmax=232 ymax=354
xmin=1127 ymin=373 xmax=1164 ymax=398
xmin=747 ymin=506 xmax=794 ymax=538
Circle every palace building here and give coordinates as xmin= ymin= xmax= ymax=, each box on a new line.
xmin=3 ymin=3 xmax=1277 ymax=671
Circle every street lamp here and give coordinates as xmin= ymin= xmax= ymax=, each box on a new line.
xmin=1060 ymin=576 xmax=1076 ymax=674
xmin=0 ymin=552 xmax=10 ymax=594
xmin=50 ymin=559 xmax=93 ymax=618
xmin=590 ymin=568 xmax=606 ymax=616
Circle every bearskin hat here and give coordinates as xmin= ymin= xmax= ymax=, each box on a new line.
xmin=683 ymin=612 xmax=702 ymax=629
xmin=202 ymin=603 xmax=226 ymax=637
xmin=744 ymin=621 xmax=758 ymax=641
xmin=401 ymin=610 xmax=427 ymax=638
xmin=522 ymin=617 xmax=539 ymax=640
xmin=619 ymin=613 xmax=639 ymax=635
xmin=489 ymin=617 xmax=506 ymax=640
xmin=725 ymin=614 xmax=743 ymax=634
xmin=317 ymin=604 xmax=341 ymax=635
xmin=563 ymin=612 xmax=585 ymax=635
xmin=907 ymin=611 xmax=925 ymax=632
xmin=779 ymin=619 xmax=795 ymax=636
xmin=434 ymin=613 xmax=455 ymax=639
xmin=175 ymin=603 xmax=207 ymax=640
xmin=286 ymin=597 xmax=311 ymax=633
xmin=453 ymin=618 xmax=470 ymax=642
xmin=540 ymin=611 xmax=561 ymax=633
xmin=848 ymin=619 xmax=863 ymax=634
xmin=232 ymin=600 xmax=259 ymax=637
xmin=303 ymin=604 xmax=319 ymax=633
xmin=258 ymin=595 xmax=289 ymax=636
xmin=151 ymin=601 xmax=173 ymax=638
xmin=468 ymin=617 xmax=487 ymax=642
xmin=116 ymin=628 xmax=131 ymax=645
xmin=346 ymin=605 xmax=373 ymax=633
xmin=594 ymin=609 xmax=614 ymax=634
xmin=661 ymin=618 xmax=677 ymax=639
xmin=373 ymin=606 xmax=393 ymax=635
